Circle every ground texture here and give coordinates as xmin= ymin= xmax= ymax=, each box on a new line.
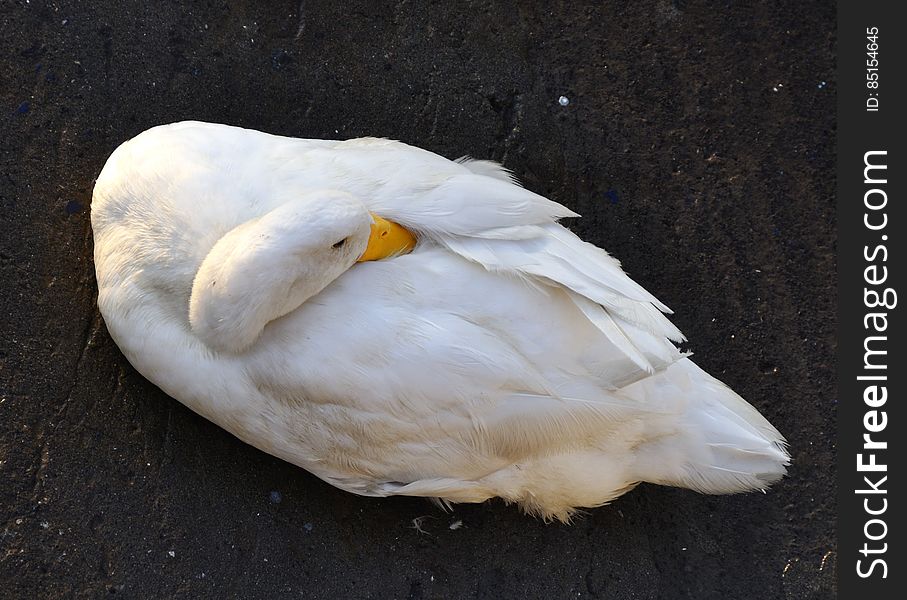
xmin=1 ymin=1 xmax=835 ymax=598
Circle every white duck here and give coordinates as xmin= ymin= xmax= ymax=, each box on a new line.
xmin=92 ymin=121 xmax=788 ymax=521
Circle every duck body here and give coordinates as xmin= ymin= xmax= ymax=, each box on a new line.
xmin=92 ymin=121 xmax=788 ymax=521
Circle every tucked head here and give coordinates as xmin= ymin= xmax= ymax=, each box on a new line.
xmin=188 ymin=190 xmax=415 ymax=354
xmin=262 ymin=190 xmax=376 ymax=266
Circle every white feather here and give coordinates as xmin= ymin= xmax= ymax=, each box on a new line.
xmin=92 ymin=121 xmax=789 ymax=521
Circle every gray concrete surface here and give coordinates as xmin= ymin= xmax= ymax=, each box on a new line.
xmin=1 ymin=1 xmax=836 ymax=598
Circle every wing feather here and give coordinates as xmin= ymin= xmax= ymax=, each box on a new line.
xmin=310 ymin=140 xmax=685 ymax=361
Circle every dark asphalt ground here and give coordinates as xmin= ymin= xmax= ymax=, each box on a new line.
xmin=1 ymin=2 xmax=836 ymax=598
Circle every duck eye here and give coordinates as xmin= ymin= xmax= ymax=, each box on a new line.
xmin=332 ymin=238 xmax=347 ymax=249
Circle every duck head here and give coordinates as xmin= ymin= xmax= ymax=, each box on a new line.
xmin=188 ymin=190 xmax=415 ymax=354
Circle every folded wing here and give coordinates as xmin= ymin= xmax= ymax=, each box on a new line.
xmin=326 ymin=139 xmax=685 ymax=374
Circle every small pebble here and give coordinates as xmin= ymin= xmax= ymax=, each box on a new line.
xmin=269 ymin=490 xmax=282 ymax=504
xmin=271 ymin=49 xmax=292 ymax=71
xmin=65 ymin=200 xmax=83 ymax=215
xmin=168 ymin=550 xmax=175 ymax=558
xmin=558 ymin=95 xmax=570 ymax=106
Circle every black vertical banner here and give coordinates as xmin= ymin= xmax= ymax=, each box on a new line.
xmin=838 ymin=2 xmax=905 ymax=597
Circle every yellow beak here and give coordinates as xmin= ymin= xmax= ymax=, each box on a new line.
xmin=357 ymin=213 xmax=417 ymax=262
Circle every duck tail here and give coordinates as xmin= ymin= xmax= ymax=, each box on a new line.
xmin=630 ymin=359 xmax=790 ymax=494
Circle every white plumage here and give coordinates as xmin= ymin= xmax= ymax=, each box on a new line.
xmin=91 ymin=121 xmax=789 ymax=521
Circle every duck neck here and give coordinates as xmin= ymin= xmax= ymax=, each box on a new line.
xmin=188 ymin=207 xmax=337 ymax=354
